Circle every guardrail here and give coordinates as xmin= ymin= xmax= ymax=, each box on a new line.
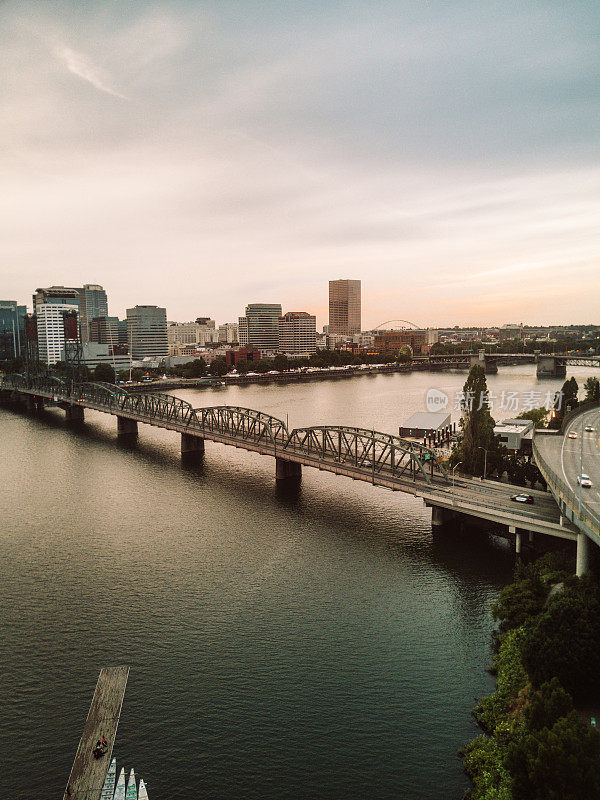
xmin=533 ymin=405 xmax=600 ymax=539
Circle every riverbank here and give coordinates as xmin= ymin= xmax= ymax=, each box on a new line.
xmin=462 ymin=554 xmax=600 ymax=799
xmin=126 ymin=362 xmax=412 ymax=391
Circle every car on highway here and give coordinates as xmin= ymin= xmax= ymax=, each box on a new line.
xmin=568 ymin=431 xmax=578 ymax=439
xmin=577 ymin=474 xmax=593 ymax=488
xmin=585 ymin=426 xmax=595 ymax=433
xmin=510 ymin=493 xmax=534 ymax=504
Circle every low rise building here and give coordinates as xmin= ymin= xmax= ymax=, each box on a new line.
xmin=399 ymin=411 xmax=452 ymax=439
xmin=225 ymin=347 xmax=262 ymax=366
xmin=494 ymin=418 xmax=534 ymax=454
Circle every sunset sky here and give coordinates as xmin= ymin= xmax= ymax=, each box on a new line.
xmin=1 ymin=0 xmax=599 ymax=328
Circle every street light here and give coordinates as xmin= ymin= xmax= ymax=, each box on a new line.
xmin=452 ymin=461 xmax=463 ymax=489
xmin=478 ymin=446 xmax=488 ymax=481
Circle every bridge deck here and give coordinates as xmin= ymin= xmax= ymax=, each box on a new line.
xmin=63 ymin=666 xmax=129 ymax=800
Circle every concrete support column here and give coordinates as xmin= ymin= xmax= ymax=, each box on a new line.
xmin=181 ymin=432 xmax=204 ymax=459
xmin=431 ymin=505 xmax=447 ymax=527
xmin=276 ymin=457 xmax=302 ymax=482
xmin=576 ymin=531 xmax=590 ymax=577
xmin=528 ymin=531 xmax=534 ymax=543
xmin=65 ymin=404 xmax=84 ymax=423
xmin=509 ymin=525 xmax=522 ymax=554
xmin=117 ymin=416 xmax=138 ymax=437
xmin=24 ymin=395 xmax=37 ymax=413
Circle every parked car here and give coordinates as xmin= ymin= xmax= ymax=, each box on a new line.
xmin=510 ymin=493 xmax=534 ymax=504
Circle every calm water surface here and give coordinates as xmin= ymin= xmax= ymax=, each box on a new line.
xmin=1 ymin=366 xmax=588 ymax=799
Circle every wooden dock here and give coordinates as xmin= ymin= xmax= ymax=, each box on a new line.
xmin=63 ymin=666 xmax=129 ymax=800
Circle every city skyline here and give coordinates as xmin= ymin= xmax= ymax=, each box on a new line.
xmin=2 ymin=1 xmax=599 ymax=327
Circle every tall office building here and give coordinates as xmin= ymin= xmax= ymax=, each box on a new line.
xmin=36 ymin=303 xmax=78 ymax=365
xmin=278 ymin=312 xmax=317 ymax=356
xmin=33 ymin=284 xmax=108 ymax=342
xmin=80 ymin=284 xmax=108 ymax=341
xmin=238 ymin=304 xmax=282 ymax=351
xmin=126 ymin=305 xmax=168 ymax=359
xmin=89 ymin=316 xmax=121 ymax=347
xmin=0 ymin=301 xmax=27 ymax=360
xmin=328 ymin=279 xmax=361 ymax=335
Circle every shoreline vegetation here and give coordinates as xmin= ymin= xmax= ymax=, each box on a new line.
xmin=462 ymin=553 xmax=600 ymax=800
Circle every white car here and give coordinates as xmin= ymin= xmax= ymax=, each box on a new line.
xmin=568 ymin=431 xmax=578 ymax=439
xmin=585 ymin=426 xmax=595 ymax=433
xmin=577 ymin=474 xmax=593 ymax=488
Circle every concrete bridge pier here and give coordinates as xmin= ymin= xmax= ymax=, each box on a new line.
xmin=117 ymin=416 xmax=138 ymax=437
xmin=65 ymin=404 xmax=84 ymax=423
xmin=181 ymin=432 xmax=204 ymax=461
xmin=276 ymin=457 xmax=302 ymax=482
xmin=23 ymin=394 xmax=37 ymax=413
xmin=430 ymin=505 xmax=456 ymax=526
xmin=576 ymin=531 xmax=589 ymax=577
xmin=509 ymin=525 xmax=522 ymax=554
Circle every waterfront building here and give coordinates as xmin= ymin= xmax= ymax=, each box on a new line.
xmin=36 ymin=303 xmax=78 ymax=365
xmin=238 ymin=304 xmax=282 ymax=351
xmin=0 ymin=300 xmax=27 ymax=360
xmin=126 ymin=305 xmax=168 ymax=360
xmin=328 ymin=279 xmax=361 ymax=335
xmin=278 ymin=311 xmax=317 ymax=356
xmin=81 ymin=342 xmax=131 ymax=371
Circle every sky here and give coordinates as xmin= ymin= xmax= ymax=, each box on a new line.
xmin=1 ymin=0 xmax=599 ymax=329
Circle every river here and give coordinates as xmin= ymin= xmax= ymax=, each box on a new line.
xmin=1 ymin=365 xmax=593 ymax=799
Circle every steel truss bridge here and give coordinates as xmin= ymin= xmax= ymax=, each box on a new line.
xmin=0 ymin=374 xmax=579 ymax=546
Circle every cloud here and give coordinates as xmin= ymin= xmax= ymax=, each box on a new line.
xmin=54 ymin=45 xmax=128 ymax=100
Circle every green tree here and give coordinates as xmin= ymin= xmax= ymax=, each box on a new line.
xmin=253 ymin=359 xmax=271 ymax=374
xmin=209 ymin=358 xmax=228 ymax=377
xmin=235 ymin=359 xmax=250 ymax=374
xmin=506 ymin=710 xmax=600 ymax=800
xmin=273 ymin=354 xmax=289 ymax=372
xmin=521 ymin=580 xmax=600 ymax=700
xmin=185 ymin=358 xmax=206 ymax=378
xmin=550 ymin=377 xmax=579 ymax=429
xmin=93 ymin=363 xmax=116 ymax=383
xmin=449 ymin=364 xmax=503 ymax=476
xmin=516 ymin=407 xmax=548 ymax=429
xmin=583 ymin=376 xmax=600 ymax=404
xmin=525 ymin=679 xmax=573 ymax=732
xmin=492 ymin=571 xmax=547 ymax=633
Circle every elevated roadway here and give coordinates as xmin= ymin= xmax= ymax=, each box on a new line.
xmin=534 ymin=405 xmax=600 ymax=573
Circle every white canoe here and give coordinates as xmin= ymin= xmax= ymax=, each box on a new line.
xmin=113 ymin=767 xmax=126 ymax=800
xmin=125 ymin=768 xmax=137 ymax=800
xmin=137 ymin=779 xmax=149 ymax=800
xmin=100 ymin=757 xmax=116 ymax=800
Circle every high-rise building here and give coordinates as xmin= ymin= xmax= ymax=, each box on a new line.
xmin=126 ymin=305 xmax=168 ymax=360
xmin=89 ymin=316 xmax=121 ymax=347
xmin=80 ymin=284 xmax=108 ymax=341
xmin=278 ymin=312 xmax=317 ymax=356
xmin=0 ymin=301 xmax=27 ymax=360
xmin=328 ymin=279 xmax=361 ymax=335
xmin=33 ymin=284 xmax=108 ymax=342
xmin=238 ymin=304 xmax=282 ymax=351
xmin=36 ymin=303 xmax=78 ymax=365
